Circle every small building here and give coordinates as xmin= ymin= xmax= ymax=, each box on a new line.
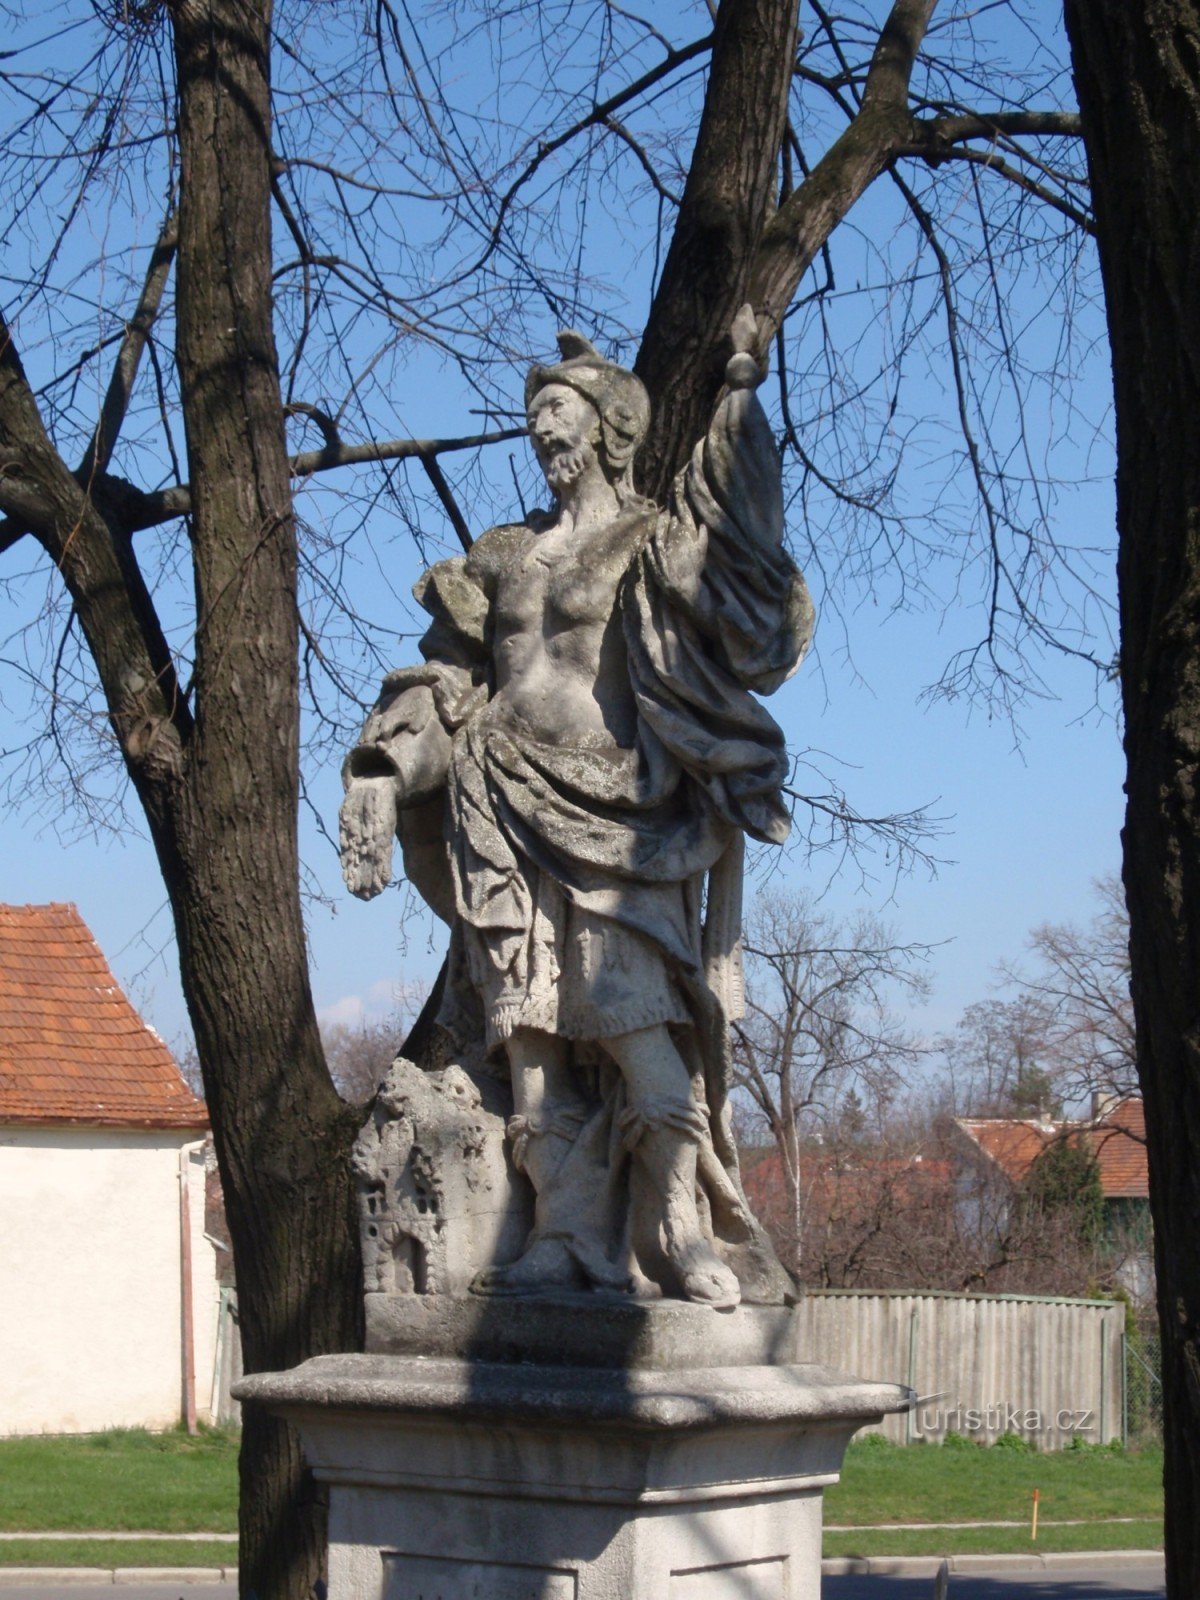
xmin=953 ymin=1098 xmax=1149 ymax=1216
xmin=952 ymin=1097 xmax=1152 ymax=1301
xmin=0 ymin=902 xmax=223 ymax=1434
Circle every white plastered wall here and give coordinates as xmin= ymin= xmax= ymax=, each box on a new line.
xmin=0 ymin=1125 xmax=221 ymax=1434
xmin=187 ymin=1140 xmax=222 ymax=1424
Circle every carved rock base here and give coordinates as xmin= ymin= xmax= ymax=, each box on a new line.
xmin=354 ymin=1058 xmax=532 ymax=1299
xmin=239 ymin=1351 xmax=909 ymax=1600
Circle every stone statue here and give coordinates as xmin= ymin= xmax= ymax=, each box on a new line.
xmin=341 ymin=307 xmax=813 ymax=1311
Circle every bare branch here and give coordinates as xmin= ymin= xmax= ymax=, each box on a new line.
xmin=907 ymin=144 xmax=1093 ymax=233
xmin=0 ymin=308 xmax=190 ymax=764
xmin=285 ymin=401 xmax=340 ymax=450
xmin=600 ymin=115 xmax=681 ymax=205
xmin=419 ymin=454 xmax=473 ymax=555
xmin=860 ymin=0 xmax=939 ymax=119
xmin=912 ymin=109 xmax=1083 ymax=145
xmin=748 ymin=0 xmax=939 ymax=343
xmin=113 ymin=426 xmax=527 ymax=534
xmin=78 ymin=208 xmax=178 ymax=484
xmin=289 ymin=426 xmax=531 ymax=488
xmin=483 ymin=33 xmax=712 ymax=264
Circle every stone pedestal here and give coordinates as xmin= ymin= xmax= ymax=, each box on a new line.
xmin=239 ymin=1303 xmax=909 ymax=1600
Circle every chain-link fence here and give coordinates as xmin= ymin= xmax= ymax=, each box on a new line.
xmin=1124 ymin=1326 xmax=1163 ymax=1444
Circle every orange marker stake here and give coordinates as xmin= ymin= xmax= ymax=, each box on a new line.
xmin=1031 ymin=1488 xmax=1040 ymax=1542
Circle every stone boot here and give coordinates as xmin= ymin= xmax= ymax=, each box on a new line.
xmin=621 ymin=1097 xmax=741 ymax=1309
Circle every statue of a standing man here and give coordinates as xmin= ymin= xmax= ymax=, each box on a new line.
xmin=341 ymin=309 xmax=813 ymax=1309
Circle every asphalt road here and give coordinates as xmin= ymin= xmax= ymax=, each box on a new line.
xmin=825 ymin=1563 xmax=1164 ymax=1599
xmin=0 ymin=1566 xmax=1167 ymax=1599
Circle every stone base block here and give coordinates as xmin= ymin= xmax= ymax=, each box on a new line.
xmin=365 ymin=1291 xmax=800 ymax=1369
xmin=240 ymin=1354 xmax=910 ymax=1600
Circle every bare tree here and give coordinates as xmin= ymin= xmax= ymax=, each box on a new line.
xmin=924 ymin=879 xmax=1146 ymax=1305
xmin=939 ymin=876 xmax=1136 ymax=1118
xmin=0 ymin=2 xmax=1106 ymax=1594
xmin=320 ymin=986 xmax=428 ymax=1106
xmin=743 ymin=1086 xmax=953 ymax=1290
xmin=731 ymin=891 xmax=930 ymax=1273
xmin=1009 ymin=874 xmax=1137 ymax=1110
xmin=938 ymin=994 xmax=1060 ymax=1117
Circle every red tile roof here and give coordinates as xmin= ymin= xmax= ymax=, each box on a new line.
xmin=1090 ymin=1097 xmax=1148 ymax=1199
xmin=955 ymin=1101 xmax=1148 ymax=1201
xmin=0 ymin=903 xmax=207 ymax=1129
xmin=955 ymin=1118 xmax=1055 ymax=1185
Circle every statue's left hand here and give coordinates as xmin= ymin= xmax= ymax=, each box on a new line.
xmin=340 ymin=775 xmax=398 ymax=900
xmin=726 ymin=303 xmax=763 ymax=390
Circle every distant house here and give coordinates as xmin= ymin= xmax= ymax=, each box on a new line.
xmin=0 ymin=902 xmax=224 ymax=1434
xmin=952 ymin=1097 xmax=1152 ymax=1300
xmin=743 ymin=1147 xmax=954 ymax=1226
xmin=741 ymin=1144 xmax=955 ymax=1288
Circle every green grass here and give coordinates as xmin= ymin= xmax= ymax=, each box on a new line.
xmin=825 ymin=1435 xmax=1164 ymax=1529
xmin=0 ymin=1426 xmax=1162 ymax=1566
xmin=0 ymin=1540 xmax=236 ymax=1569
xmin=0 ymin=1427 xmax=239 ymax=1533
xmin=825 ymin=1520 xmax=1163 ymax=1559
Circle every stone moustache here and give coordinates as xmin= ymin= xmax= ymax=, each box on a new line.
xmin=341 ymin=306 xmax=814 ymax=1313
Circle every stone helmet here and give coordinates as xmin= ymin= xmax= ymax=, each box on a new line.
xmin=525 ymin=331 xmax=651 ymax=487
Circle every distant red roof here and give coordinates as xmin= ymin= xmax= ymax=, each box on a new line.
xmin=1090 ymin=1097 xmax=1148 ymax=1199
xmin=955 ymin=1100 xmax=1147 ymax=1201
xmin=0 ymin=902 xmax=207 ymax=1129
xmin=743 ymin=1146 xmax=953 ymax=1216
xmin=955 ymin=1118 xmax=1055 ymax=1185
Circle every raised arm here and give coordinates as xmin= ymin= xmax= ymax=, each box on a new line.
xmin=624 ymin=308 xmax=815 ymax=847
xmin=683 ymin=304 xmax=788 ymax=561
xmin=649 ymin=305 xmax=814 ymax=698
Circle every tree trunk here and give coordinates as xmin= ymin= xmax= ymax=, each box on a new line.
xmin=167 ymin=4 xmax=363 ymax=1598
xmin=0 ymin=2 xmax=947 ymax=1594
xmin=635 ymin=0 xmax=800 ymax=498
xmin=1063 ymin=5 xmax=1200 ymax=1591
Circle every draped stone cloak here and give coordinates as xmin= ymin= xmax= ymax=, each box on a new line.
xmin=363 ymin=380 xmax=813 ymax=1301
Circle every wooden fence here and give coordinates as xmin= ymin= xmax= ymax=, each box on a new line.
xmin=793 ymin=1289 xmax=1126 ymax=1449
xmin=211 ymin=1285 xmax=1127 ymax=1449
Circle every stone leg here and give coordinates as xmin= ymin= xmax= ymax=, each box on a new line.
xmin=633 ymin=1121 xmax=741 ymax=1308
xmin=606 ymin=1024 xmax=741 ymax=1308
xmin=474 ymin=1120 xmax=580 ymax=1292
xmin=474 ymin=1029 xmax=627 ymax=1294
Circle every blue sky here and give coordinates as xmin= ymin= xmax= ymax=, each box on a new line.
xmin=0 ymin=0 xmax=1123 ymax=1059
xmin=0 ymin=490 xmax=1124 ymax=1055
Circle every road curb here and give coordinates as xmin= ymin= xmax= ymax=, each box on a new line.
xmin=0 ymin=1570 xmax=237 ymax=1586
xmin=821 ymin=1548 xmax=1164 ymax=1576
xmin=0 ymin=1552 xmax=1163 ymax=1585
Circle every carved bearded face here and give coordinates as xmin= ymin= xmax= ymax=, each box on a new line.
xmin=526 ymin=382 xmax=604 ymax=495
